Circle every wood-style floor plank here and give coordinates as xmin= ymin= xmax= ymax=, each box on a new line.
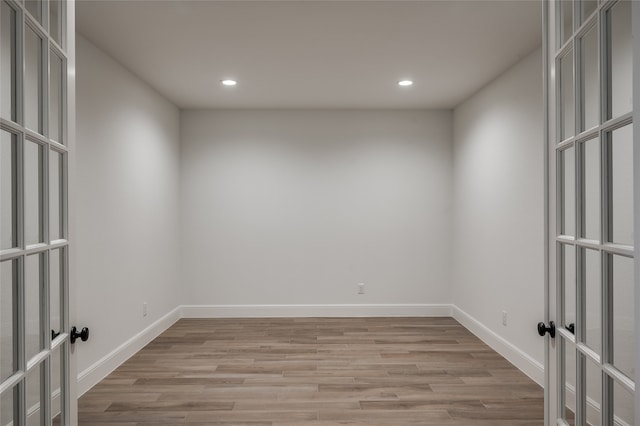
xmin=78 ymin=317 xmax=543 ymax=425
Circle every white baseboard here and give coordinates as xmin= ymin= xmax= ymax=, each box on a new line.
xmin=77 ymin=306 xmax=181 ymax=396
xmin=452 ymin=305 xmax=544 ymax=386
xmin=77 ymin=303 xmax=545 ymax=399
xmin=181 ymin=304 xmax=453 ymax=318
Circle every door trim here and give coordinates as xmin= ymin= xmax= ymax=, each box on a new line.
xmin=633 ymin=3 xmax=640 ymax=423
xmin=543 ymin=1 xmax=551 ymax=425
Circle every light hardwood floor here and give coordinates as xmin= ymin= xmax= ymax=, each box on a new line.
xmin=78 ymin=317 xmax=543 ymax=425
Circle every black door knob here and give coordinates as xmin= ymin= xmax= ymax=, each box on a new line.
xmin=537 ymin=321 xmax=555 ymax=338
xmin=70 ymin=326 xmax=90 ymax=344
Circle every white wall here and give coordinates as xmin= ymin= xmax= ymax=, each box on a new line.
xmin=452 ymin=48 xmax=544 ymax=377
xmin=75 ymin=35 xmax=182 ymax=391
xmin=181 ymin=110 xmax=453 ymax=310
xmin=74 ymin=31 xmax=549 ymax=399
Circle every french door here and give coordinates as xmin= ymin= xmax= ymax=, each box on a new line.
xmin=1 ymin=0 xmax=76 ymax=424
xmin=545 ymin=0 xmax=635 ymax=424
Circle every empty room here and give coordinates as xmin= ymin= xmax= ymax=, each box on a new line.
xmin=0 ymin=0 xmax=638 ymax=424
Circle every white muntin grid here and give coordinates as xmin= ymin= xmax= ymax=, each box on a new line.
xmin=547 ymin=0 xmax=635 ymax=425
xmin=0 ymin=0 xmax=70 ymax=424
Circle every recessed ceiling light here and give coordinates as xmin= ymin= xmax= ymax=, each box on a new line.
xmin=398 ymin=80 xmax=413 ymax=87
xmin=221 ymin=79 xmax=237 ymax=86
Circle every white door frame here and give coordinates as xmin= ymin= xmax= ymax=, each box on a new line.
xmin=633 ymin=3 xmax=640 ymax=423
xmin=65 ymin=0 xmax=77 ymax=424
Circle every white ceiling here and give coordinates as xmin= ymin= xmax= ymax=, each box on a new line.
xmin=76 ymin=0 xmax=542 ymax=110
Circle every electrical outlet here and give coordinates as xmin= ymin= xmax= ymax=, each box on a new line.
xmin=143 ymin=302 xmax=148 ymax=317
xmin=502 ymin=311 xmax=507 ymax=326
xmin=358 ymin=283 xmax=365 ymax=294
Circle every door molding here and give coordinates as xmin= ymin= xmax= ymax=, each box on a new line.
xmin=632 ymin=2 xmax=639 ymax=423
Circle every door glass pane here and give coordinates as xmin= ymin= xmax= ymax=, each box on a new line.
xmin=0 ymin=130 xmax=17 ymax=250
xmin=25 ymin=140 xmax=43 ymax=245
xmin=25 ymin=0 xmax=41 ymax=23
xmin=1 ymin=1 xmax=16 ymax=121
xmin=563 ymin=244 xmax=577 ymax=329
xmin=0 ymin=259 xmax=16 ymax=382
xmin=608 ymin=0 xmax=632 ymax=119
xmin=612 ymin=254 xmax=634 ymax=380
xmin=581 ymin=138 xmax=600 ymax=240
xmin=26 ymin=364 xmax=42 ymax=426
xmin=25 ymin=26 xmax=43 ymax=134
xmin=563 ymin=340 xmax=577 ymax=425
xmin=581 ymin=0 xmax=597 ymax=23
xmin=584 ymin=357 xmax=602 ymax=426
xmin=25 ymin=253 xmax=43 ymax=361
xmin=560 ymin=50 xmax=575 ymax=141
xmin=562 ymin=147 xmax=576 ymax=236
xmin=612 ymin=380 xmax=634 ymax=426
xmin=1 ymin=387 xmax=16 ymax=426
xmin=50 ymin=248 xmax=62 ymax=335
xmin=609 ymin=125 xmax=633 ymax=245
xmin=583 ymin=248 xmax=601 ymax=354
xmin=51 ymin=347 xmax=63 ymax=425
xmin=560 ymin=0 xmax=573 ymax=47
xmin=50 ymin=150 xmax=62 ymax=240
xmin=49 ymin=51 xmax=63 ymax=143
xmin=50 ymin=0 xmax=63 ymax=47
xmin=580 ymin=25 xmax=598 ymax=131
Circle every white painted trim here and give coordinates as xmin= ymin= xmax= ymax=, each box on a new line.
xmin=78 ymin=303 xmax=548 ymax=402
xmin=76 ymin=306 xmax=181 ymax=396
xmin=181 ymin=304 xmax=453 ymax=318
xmin=452 ymin=305 xmax=544 ymax=386
xmin=633 ymin=3 xmax=639 ymax=425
